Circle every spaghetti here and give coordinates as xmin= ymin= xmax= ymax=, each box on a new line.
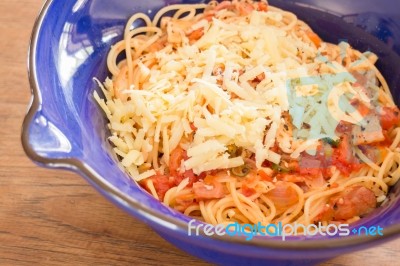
xmin=95 ymin=0 xmax=400 ymax=229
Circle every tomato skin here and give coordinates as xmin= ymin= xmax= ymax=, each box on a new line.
xmin=258 ymin=169 xmax=272 ymax=182
xmin=215 ymin=1 xmax=232 ymax=11
xmin=331 ymin=135 xmax=362 ymax=175
xmin=241 ymin=183 xmax=257 ymax=197
xmin=188 ymin=28 xmax=204 ymax=42
xmin=297 ymin=156 xmax=322 ymax=177
xmin=169 ymin=147 xmax=200 ymax=186
xmin=267 ymin=182 xmax=298 ymax=210
xmin=142 ymin=175 xmax=173 ymax=201
xmin=237 ymin=2 xmax=255 ymax=16
xmin=333 ymin=161 xmax=362 ymax=176
xmin=335 ymin=135 xmax=351 ymax=162
xmin=142 ymin=147 xmax=201 ymax=201
xmin=380 ymin=106 xmax=400 ymax=130
xmin=173 ymin=168 xmax=198 ymax=187
xmin=193 ymin=176 xmax=225 ymax=199
xmin=174 ymin=194 xmax=196 ymax=212
xmin=299 ymin=167 xmax=320 ymax=177
xmin=279 ymin=174 xmax=304 ymax=183
xmin=315 ymin=186 xmax=376 ymax=222
xmin=335 ymin=120 xmax=353 ymax=135
xmin=257 ymin=2 xmax=268 ymax=11
xmin=380 ymin=130 xmax=392 ymax=146
xmin=189 ymin=122 xmax=197 ymax=131
xmin=203 ymin=14 xmax=214 ymax=22
xmin=306 ymin=30 xmax=322 ymax=47
xmin=350 ymin=98 xmax=371 ymax=117
xmin=169 ymin=147 xmax=185 ymax=178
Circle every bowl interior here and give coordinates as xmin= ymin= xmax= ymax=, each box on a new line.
xmin=30 ymin=0 xmax=400 ymax=241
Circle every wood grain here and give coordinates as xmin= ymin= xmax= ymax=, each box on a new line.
xmin=0 ymin=0 xmax=398 ymax=265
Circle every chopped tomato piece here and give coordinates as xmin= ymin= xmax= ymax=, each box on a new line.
xmin=287 ymin=160 xmax=300 ymax=172
xmin=143 ymin=175 xmax=173 ymax=201
xmin=202 ymin=13 xmax=215 ymax=22
xmin=258 ymin=169 xmax=272 ymax=182
xmin=188 ymin=28 xmax=204 ymax=42
xmin=237 ymin=2 xmax=254 ymax=16
xmin=334 ymin=186 xmax=376 ymax=220
xmin=332 ymin=135 xmax=362 ymax=175
xmin=299 ymin=167 xmax=321 ymax=177
xmin=169 ymin=146 xmax=199 ymax=186
xmin=251 ymin=72 xmax=265 ymax=83
xmin=335 ymin=135 xmax=351 ymax=164
xmin=174 ymin=193 xmax=196 ymax=211
xmin=335 ymin=120 xmax=353 ymax=136
xmin=304 ymin=174 xmax=325 ymax=188
xmin=242 ymin=183 xmax=257 ymax=197
xmin=298 ymin=157 xmax=322 ymax=177
xmin=175 ymin=168 xmax=198 ymax=187
xmin=334 ymin=161 xmax=362 ymax=176
xmin=306 ymin=30 xmax=322 ymax=47
xmin=189 ymin=122 xmax=197 ymax=131
xmin=330 ymin=182 xmax=339 ymax=188
xmin=215 ymin=1 xmax=232 ymax=11
xmin=380 ymin=130 xmax=392 ymax=146
xmin=316 ymin=186 xmax=376 ymax=221
xmin=261 ymin=160 xmax=271 ymax=168
xmin=193 ymin=177 xmax=225 ymax=199
xmin=267 ymin=182 xmax=298 ymax=210
xmin=358 ymin=103 xmax=370 ymax=117
xmin=351 ymin=98 xmax=371 ymax=116
xmin=169 ymin=147 xmax=184 ymax=178
xmin=241 ymin=170 xmax=261 ymax=193
xmin=380 ymin=106 xmax=400 ymax=130
xmin=279 ymin=174 xmax=304 ymax=183
xmin=257 ymin=2 xmax=268 ymax=12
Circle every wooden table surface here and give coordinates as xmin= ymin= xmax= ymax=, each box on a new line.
xmin=1 ymin=0 xmax=399 ymax=265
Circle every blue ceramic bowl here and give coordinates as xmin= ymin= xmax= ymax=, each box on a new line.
xmin=22 ymin=0 xmax=400 ymax=265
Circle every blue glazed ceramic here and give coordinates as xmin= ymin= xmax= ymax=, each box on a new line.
xmin=22 ymin=0 xmax=400 ymax=265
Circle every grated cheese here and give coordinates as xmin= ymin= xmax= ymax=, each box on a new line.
xmin=95 ymin=8 xmax=368 ymax=181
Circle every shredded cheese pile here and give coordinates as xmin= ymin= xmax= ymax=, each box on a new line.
xmin=94 ymin=6 xmax=370 ymax=180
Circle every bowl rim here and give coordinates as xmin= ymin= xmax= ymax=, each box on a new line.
xmin=22 ymin=0 xmax=400 ymax=252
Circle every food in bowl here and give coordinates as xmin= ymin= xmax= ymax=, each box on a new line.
xmin=94 ymin=0 xmax=400 ymax=229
